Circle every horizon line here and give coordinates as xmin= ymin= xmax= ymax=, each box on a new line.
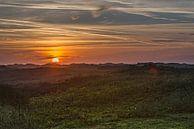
xmin=1 ymin=62 xmax=194 ymax=66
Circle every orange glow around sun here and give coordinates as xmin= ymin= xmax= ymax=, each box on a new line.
xmin=48 ymin=47 xmax=63 ymax=63
xmin=52 ymin=57 xmax=59 ymax=63
xmin=42 ymin=46 xmax=76 ymax=64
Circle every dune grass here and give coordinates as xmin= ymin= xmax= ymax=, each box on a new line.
xmin=0 ymin=65 xmax=194 ymax=129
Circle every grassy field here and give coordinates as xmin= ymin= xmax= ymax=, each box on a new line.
xmin=0 ymin=64 xmax=194 ymax=129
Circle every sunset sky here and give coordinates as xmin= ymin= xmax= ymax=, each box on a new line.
xmin=0 ymin=0 xmax=194 ymax=64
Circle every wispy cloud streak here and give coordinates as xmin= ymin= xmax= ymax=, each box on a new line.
xmin=0 ymin=0 xmax=194 ymax=64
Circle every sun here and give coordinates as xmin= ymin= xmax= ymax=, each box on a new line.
xmin=52 ymin=57 xmax=59 ymax=63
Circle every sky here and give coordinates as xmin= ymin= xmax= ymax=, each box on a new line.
xmin=0 ymin=0 xmax=194 ymax=64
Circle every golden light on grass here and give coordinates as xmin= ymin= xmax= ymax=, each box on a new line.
xmin=52 ymin=57 xmax=59 ymax=63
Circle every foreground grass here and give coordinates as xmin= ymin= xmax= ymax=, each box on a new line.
xmin=1 ymin=105 xmax=193 ymax=129
xmin=0 ymin=105 xmax=40 ymax=129
xmin=81 ymin=114 xmax=194 ymax=129
xmin=1 ymin=65 xmax=194 ymax=129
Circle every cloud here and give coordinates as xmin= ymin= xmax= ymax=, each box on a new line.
xmin=0 ymin=0 xmax=194 ymax=25
xmin=0 ymin=0 xmax=194 ymax=64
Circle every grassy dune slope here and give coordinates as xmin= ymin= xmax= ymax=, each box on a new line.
xmin=0 ymin=65 xmax=194 ymax=129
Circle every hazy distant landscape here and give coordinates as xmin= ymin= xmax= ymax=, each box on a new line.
xmin=1 ymin=63 xmax=194 ymax=129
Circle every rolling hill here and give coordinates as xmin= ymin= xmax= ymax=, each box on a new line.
xmin=0 ymin=63 xmax=194 ymax=129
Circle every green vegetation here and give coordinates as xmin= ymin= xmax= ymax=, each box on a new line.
xmin=0 ymin=64 xmax=194 ymax=129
